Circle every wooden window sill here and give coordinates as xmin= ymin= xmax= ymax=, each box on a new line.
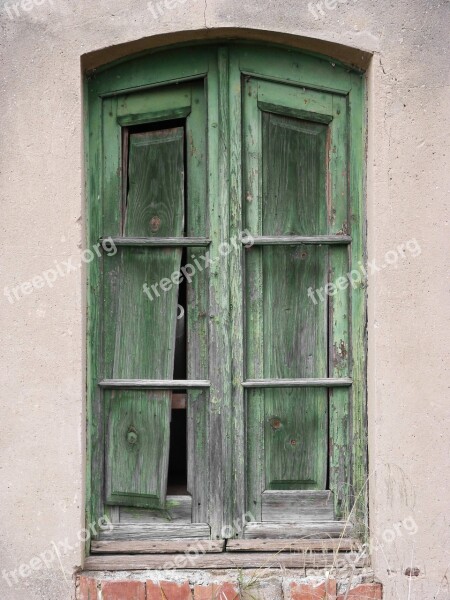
xmin=85 ymin=540 xmax=366 ymax=570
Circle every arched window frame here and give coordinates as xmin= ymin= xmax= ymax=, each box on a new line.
xmin=85 ymin=41 xmax=367 ymax=566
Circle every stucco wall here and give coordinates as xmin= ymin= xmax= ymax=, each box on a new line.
xmin=0 ymin=0 xmax=448 ymax=598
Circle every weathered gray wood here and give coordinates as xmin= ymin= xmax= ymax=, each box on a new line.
xmin=185 ymin=83 xmax=210 ymax=525
xmin=103 ymin=237 xmax=210 ymax=247
xmin=100 ymin=380 xmax=210 ymax=389
xmin=91 ymin=539 xmax=225 ymax=554
xmin=98 ymin=523 xmax=210 ymax=541
xmin=262 ymin=491 xmax=334 ymax=522
xmin=243 ymin=76 xmax=265 ymax=521
xmin=120 ymin=495 xmax=192 ymax=525
xmin=243 ymin=521 xmax=353 ymax=539
xmin=243 ymin=378 xmax=352 ymax=388
xmin=226 ymin=538 xmax=358 ymax=552
xmin=248 ymin=235 xmax=351 ymax=245
xmin=328 ymin=94 xmax=352 ymax=519
xmin=85 ymin=551 xmax=367 ymax=570
xmin=206 ymin=46 xmax=233 ymax=539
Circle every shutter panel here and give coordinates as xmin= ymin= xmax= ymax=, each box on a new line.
xmin=260 ymin=113 xmax=328 ymax=492
xmin=244 ymin=78 xmax=350 ymax=525
xmin=105 ymin=127 xmax=184 ymax=509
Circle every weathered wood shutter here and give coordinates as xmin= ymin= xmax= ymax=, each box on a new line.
xmin=99 ymin=83 xmax=209 ymax=516
xmin=104 ymin=127 xmax=184 ymax=508
xmin=87 ymin=46 xmax=365 ymax=556
xmin=243 ymin=77 xmax=351 ymax=531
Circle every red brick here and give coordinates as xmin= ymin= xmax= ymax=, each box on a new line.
xmin=193 ymin=584 xmax=219 ymax=600
xmin=290 ymin=579 xmax=337 ymax=600
xmin=193 ymin=583 xmax=239 ymax=600
xmin=79 ymin=576 xmax=98 ymax=600
xmin=147 ymin=580 xmax=193 ymax=600
xmin=102 ymin=580 xmax=146 ymax=600
xmin=337 ymin=584 xmax=382 ymax=600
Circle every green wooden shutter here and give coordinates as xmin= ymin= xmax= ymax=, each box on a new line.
xmin=99 ymin=81 xmax=209 ymax=519
xmin=244 ymin=77 xmax=351 ymax=525
xmin=105 ymin=127 xmax=185 ymax=509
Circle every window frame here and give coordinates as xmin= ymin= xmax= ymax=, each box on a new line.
xmin=85 ymin=42 xmax=367 ymax=564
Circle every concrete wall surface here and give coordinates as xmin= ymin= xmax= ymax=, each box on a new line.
xmin=0 ymin=0 xmax=448 ymax=598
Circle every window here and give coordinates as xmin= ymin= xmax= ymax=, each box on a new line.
xmin=86 ymin=43 xmax=366 ymax=562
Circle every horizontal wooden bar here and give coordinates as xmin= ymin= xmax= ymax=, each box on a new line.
xmin=226 ymin=538 xmax=359 ymax=553
xmin=91 ymin=539 xmax=225 ymax=555
xmin=117 ymin=106 xmax=192 ymax=127
xmin=84 ymin=551 xmax=367 ymax=570
xmin=244 ymin=521 xmax=353 ymax=539
xmin=243 ymin=378 xmax=352 ymax=388
xmin=246 ymin=235 xmax=352 ymax=245
xmin=101 ymin=237 xmax=211 ymax=247
xmin=97 ymin=523 xmax=210 ymax=541
xmin=100 ymin=380 xmax=210 ymax=390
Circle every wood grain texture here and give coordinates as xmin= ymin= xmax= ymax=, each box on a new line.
xmin=244 ymin=78 xmax=331 ymax=518
xmin=228 ymin=48 xmax=246 ymax=532
xmin=261 ymin=111 xmax=328 ymax=237
xmin=185 ymin=82 xmax=210 ymax=524
xmin=105 ymin=390 xmax=171 ymax=508
xmin=243 ymin=521 xmax=353 ymax=539
xmin=328 ymin=94 xmax=351 ymax=519
xmin=91 ymin=539 xmax=224 ymax=554
xmin=120 ymin=495 xmax=192 ymax=524
xmin=249 ymin=236 xmax=351 ymax=245
xmin=103 ymin=125 xmax=185 ymax=510
xmin=86 ymin=88 xmax=104 ymax=553
xmin=243 ymin=75 xmax=265 ymax=521
xmin=261 ymin=491 xmax=334 ymax=522
xmin=263 ymin=388 xmax=328 ymax=491
xmin=243 ymin=378 xmax=352 ymax=387
xmin=348 ymin=73 xmax=368 ymax=537
xmin=98 ymin=523 xmax=210 ymax=541
xmin=104 ymin=237 xmax=210 ymax=247
xmin=85 ymin=551 xmax=367 ymax=570
xmin=206 ymin=47 xmax=233 ymax=539
xmin=100 ymin=380 xmax=210 ymax=389
xmin=226 ymin=538 xmax=358 ymax=552
xmin=124 ymin=127 xmax=184 ymax=237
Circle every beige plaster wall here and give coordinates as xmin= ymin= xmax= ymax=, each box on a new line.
xmin=0 ymin=0 xmax=448 ymax=598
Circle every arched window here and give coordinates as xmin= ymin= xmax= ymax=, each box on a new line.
xmin=86 ymin=42 xmax=366 ymax=564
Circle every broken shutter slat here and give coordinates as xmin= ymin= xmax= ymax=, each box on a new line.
xmin=105 ymin=126 xmax=185 ymax=509
xmin=105 ymin=390 xmax=171 ymax=508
